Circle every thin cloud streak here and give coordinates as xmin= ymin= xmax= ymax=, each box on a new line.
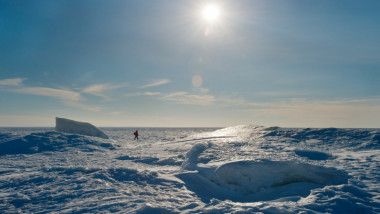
xmin=144 ymin=92 xmax=161 ymax=96
xmin=109 ymin=111 xmax=123 ymax=116
xmin=11 ymin=86 xmax=102 ymax=112
xmin=82 ymin=83 xmax=128 ymax=100
xmin=12 ymin=87 xmax=81 ymax=101
xmin=243 ymin=97 xmax=380 ymax=128
xmin=0 ymin=78 xmax=25 ymax=86
xmin=0 ymin=78 xmax=81 ymax=101
xmin=161 ymin=92 xmax=215 ymax=106
xmin=125 ymin=92 xmax=161 ymax=97
xmin=63 ymin=100 xmax=102 ymax=112
xmin=141 ymin=79 xmax=170 ymax=89
xmin=0 ymin=77 xmax=102 ymax=112
xmin=158 ymin=90 xmax=380 ymax=127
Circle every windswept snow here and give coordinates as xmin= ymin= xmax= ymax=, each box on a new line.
xmin=211 ymin=160 xmax=347 ymax=198
xmin=181 ymin=143 xmax=208 ymax=170
xmin=55 ymin=117 xmax=109 ymax=139
xmin=176 ymin=159 xmax=348 ymax=203
xmin=0 ymin=131 xmax=114 ymax=156
xmin=294 ymin=149 xmax=333 ymax=160
xmin=0 ymin=125 xmax=379 ymax=213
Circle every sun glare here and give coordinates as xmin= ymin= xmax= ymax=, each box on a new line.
xmin=202 ymin=4 xmax=220 ymax=23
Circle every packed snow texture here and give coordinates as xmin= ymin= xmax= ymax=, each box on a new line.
xmin=55 ymin=117 xmax=109 ymax=139
xmin=0 ymin=125 xmax=379 ymax=213
xmin=217 ymin=160 xmax=347 ymax=197
xmin=181 ymin=143 xmax=208 ymax=170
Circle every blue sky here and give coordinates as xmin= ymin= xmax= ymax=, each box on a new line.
xmin=1 ymin=0 xmax=379 ymax=127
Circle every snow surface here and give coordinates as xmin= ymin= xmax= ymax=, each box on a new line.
xmin=0 ymin=125 xmax=379 ymax=213
xmin=55 ymin=117 xmax=109 ymax=139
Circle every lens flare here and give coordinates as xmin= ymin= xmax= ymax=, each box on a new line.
xmin=192 ymin=75 xmax=203 ymax=88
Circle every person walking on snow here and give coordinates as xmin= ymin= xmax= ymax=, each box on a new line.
xmin=134 ymin=130 xmax=139 ymax=140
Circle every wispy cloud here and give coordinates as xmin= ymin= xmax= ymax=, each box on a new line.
xmin=141 ymin=79 xmax=170 ymax=89
xmin=162 ymin=91 xmax=215 ymax=106
xmin=216 ymin=95 xmax=252 ymax=106
xmin=109 ymin=111 xmax=123 ymax=116
xmin=63 ymin=100 xmax=102 ymax=112
xmin=125 ymin=92 xmax=161 ymax=97
xmin=11 ymin=87 xmax=81 ymax=101
xmin=144 ymin=92 xmax=161 ymax=96
xmin=82 ymin=84 xmax=109 ymax=95
xmin=10 ymin=86 xmax=103 ymax=111
xmin=256 ymin=90 xmax=309 ymax=97
xmin=0 ymin=78 xmax=25 ymax=86
xmin=246 ymin=97 xmax=380 ymax=109
xmin=82 ymin=83 xmax=128 ymax=100
xmin=243 ymin=97 xmax=380 ymax=128
xmin=159 ymin=89 xmax=380 ymax=127
xmin=159 ymin=91 xmax=250 ymax=107
xmin=0 ymin=77 xmax=102 ymax=112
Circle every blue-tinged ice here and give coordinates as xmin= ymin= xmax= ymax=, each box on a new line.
xmin=55 ymin=117 xmax=109 ymax=139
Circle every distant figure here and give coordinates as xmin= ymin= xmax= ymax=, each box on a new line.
xmin=134 ymin=130 xmax=139 ymax=140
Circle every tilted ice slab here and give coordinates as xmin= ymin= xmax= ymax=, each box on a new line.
xmin=55 ymin=117 xmax=109 ymax=139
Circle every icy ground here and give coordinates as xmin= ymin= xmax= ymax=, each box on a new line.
xmin=0 ymin=125 xmax=379 ymax=213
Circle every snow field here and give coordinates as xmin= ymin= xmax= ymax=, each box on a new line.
xmin=0 ymin=125 xmax=379 ymax=213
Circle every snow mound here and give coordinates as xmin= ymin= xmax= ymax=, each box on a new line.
xmin=1 ymin=165 xmax=175 ymax=213
xmin=0 ymin=132 xmax=115 ymax=156
xmin=55 ymin=117 xmax=109 ymax=139
xmin=211 ymin=160 xmax=348 ymax=194
xmin=299 ymin=183 xmax=380 ymax=213
xmin=264 ymin=127 xmax=380 ymax=150
xmin=177 ymin=160 xmax=348 ymax=202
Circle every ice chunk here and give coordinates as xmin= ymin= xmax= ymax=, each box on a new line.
xmin=55 ymin=117 xmax=109 ymax=139
xmin=176 ymin=159 xmax=349 ymax=202
xmin=210 ymin=160 xmax=348 ymax=195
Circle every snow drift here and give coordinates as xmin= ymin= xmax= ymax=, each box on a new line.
xmin=55 ymin=117 xmax=109 ymax=139
xmin=177 ymin=160 xmax=349 ymax=202
xmin=0 ymin=132 xmax=114 ymax=156
xmin=210 ymin=160 xmax=348 ymax=194
xmin=181 ymin=143 xmax=207 ymax=170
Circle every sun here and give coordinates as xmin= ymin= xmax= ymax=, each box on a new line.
xmin=202 ymin=4 xmax=220 ymax=23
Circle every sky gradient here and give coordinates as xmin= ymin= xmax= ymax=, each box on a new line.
xmin=1 ymin=0 xmax=379 ymax=128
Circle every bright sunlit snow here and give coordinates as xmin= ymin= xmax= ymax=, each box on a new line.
xmin=0 ymin=125 xmax=379 ymax=213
